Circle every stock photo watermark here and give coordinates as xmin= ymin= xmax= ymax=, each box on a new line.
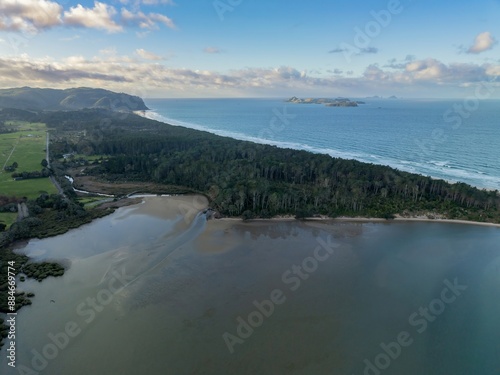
xmin=413 ymin=78 xmax=497 ymax=162
xmin=213 ymin=0 xmax=243 ymax=21
xmin=357 ymin=278 xmax=467 ymax=375
xmin=332 ymin=0 xmax=403 ymax=62
xmin=257 ymin=106 xmax=296 ymax=140
xmin=14 ymin=267 xmax=135 ymax=375
xmin=222 ymin=235 xmax=339 ymax=354
xmin=181 ymin=104 xmax=296 ymax=221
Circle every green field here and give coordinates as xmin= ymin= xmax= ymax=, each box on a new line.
xmin=0 ymin=212 xmax=17 ymax=229
xmin=0 ymin=122 xmax=57 ymax=198
xmin=76 ymin=196 xmax=110 ymax=208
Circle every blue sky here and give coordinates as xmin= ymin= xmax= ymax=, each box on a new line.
xmin=0 ymin=0 xmax=499 ymax=98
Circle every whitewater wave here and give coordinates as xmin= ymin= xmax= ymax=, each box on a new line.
xmin=144 ymin=110 xmax=500 ymax=190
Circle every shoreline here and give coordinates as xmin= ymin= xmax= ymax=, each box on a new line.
xmin=210 ymin=213 xmax=500 ymax=228
xmin=134 ymin=108 xmax=499 ymax=193
xmin=86 ymin=192 xmax=500 ymax=229
xmin=95 ymin=195 xmax=500 ymax=228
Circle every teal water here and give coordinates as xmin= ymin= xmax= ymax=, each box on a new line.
xmin=1 ymin=197 xmax=500 ymax=374
xmin=145 ymin=98 xmax=500 ymax=190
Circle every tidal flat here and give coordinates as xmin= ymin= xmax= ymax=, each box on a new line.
xmin=1 ymin=196 xmax=500 ymax=375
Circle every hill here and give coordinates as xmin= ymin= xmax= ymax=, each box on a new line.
xmin=0 ymin=87 xmax=148 ymax=112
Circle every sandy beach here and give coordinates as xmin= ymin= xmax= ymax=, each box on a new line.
xmin=212 ymin=213 xmax=500 ymax=228
xmin=106 ymin=193 xmax=500 ymax=229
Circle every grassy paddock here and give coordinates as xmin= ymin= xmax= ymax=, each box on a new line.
xmin=0 ymin=212 xmax=17 ymax=229
xmin=76 ymin=196 xmax=111 ymax=208
xmin=0 ymin=122 xmax=56 ymax=198
xmin=0 ymin=178 xmax=56 ymax=199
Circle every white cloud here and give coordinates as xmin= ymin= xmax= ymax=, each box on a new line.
xmin=64 ymin=1 xmax=123 ymax=33
xmin=99 ymin=47 xmax=118 ymax=55
xmin=0 ymin=0 xmax=175 ymax=34
xmin=329 ymin=46 xmax=378 ymax=55
xmin=0 ymin=55 xmax=498 ymax=97
xmin=203 ymin=47 xmax=222 ymax=54
xmin=148 ymin=13 xmax=175 ymax=29
xmin=135 ymin=48 xmax=163 ymax=60
xmin=486 ymin=65 xmax=500 ymax=76
xmin=0 ymin=0 xmax=62 ymax=32
xmin=0 ymin=0 xmax=176 ymax=34
xmin=467 ymin=31 xmax=497 ymax=54
xmin=121 ymin=8 xmax=176 ymax=30
xmin=60 ymin=35 xmax=80 ymax=42
xmin=120 ymin=0 xmax=175 ymax=5
xmin=138 ymin=0 xmax=175 ymax=4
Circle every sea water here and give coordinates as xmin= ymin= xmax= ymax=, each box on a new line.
xmin=145 ymin=98 xmax=500 ymax=190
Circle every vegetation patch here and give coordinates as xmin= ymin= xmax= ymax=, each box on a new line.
xmin=0 ymin=121 xmax=56 ymax=198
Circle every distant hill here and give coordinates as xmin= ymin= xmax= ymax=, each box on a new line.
xmin=0 ymin=87 xmax=149 ymax=112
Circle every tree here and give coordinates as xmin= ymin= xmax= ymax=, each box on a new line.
xmin=241 ymin=210 xmax=255 ymax=221
xmin=295 ymin=209 xmax=312 ymax=220
xmin=41 ymin=159 xmax=48 ymax=168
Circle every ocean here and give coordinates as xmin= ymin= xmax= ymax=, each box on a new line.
xmin=144 ymin=98 xmax=500 ymax=190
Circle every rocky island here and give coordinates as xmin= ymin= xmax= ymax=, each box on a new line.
xmin=286 ymin=96 xmax=363 ymax=107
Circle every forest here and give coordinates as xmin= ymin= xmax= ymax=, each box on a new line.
xmin=41 ymin=109 xmax=500 ymax=222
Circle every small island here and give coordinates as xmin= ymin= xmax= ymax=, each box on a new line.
xmin=286 ymin=96 xmax=363 ymax=107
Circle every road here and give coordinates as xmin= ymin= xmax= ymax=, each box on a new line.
xmin=46 ymin=131 xmax=50 ymax=168
xmin=46 ymin=131 xmax=66 ymax=197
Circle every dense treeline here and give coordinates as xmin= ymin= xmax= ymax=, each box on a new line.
xmin=11 ymin=168 xmax=51 ymax=180
xmin=42 ymin=109 xmax=500 ymax=222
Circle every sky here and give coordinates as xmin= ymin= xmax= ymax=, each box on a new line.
xmin=0 ymin=0 xmax=499 ymax=98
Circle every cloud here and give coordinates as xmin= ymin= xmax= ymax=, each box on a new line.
xmin=0 ymin=55 xmax=131 ymax=84
xmin=137 ymin=0 xmax=175 ymax=4
xmin=99 ymin=47 xmax=118 ymax=55
xmin=0 ymin=55 xmax=498 ymax=97
xmin=467 ymin=32 xmax=497 ymax=54
xmin=60 ymin=35 xmax=80 ymax=42
xmin=148 ymin=13 xmax=175 ymax=29
xmin=121 ymin=8 xmax=176 ymax=30
xmin=203 ymin=47 xmax=222 ymax=54
xmin=367 ymin=58 xmax=495 ymax=85
xmin=119 ymin=0 xmax=175 ymax=5
xmin=0 ymin=0 xmax=62 ymax=32
xmin=329 ymin=46 xmax=378 ymax=55
xmin=360 ymin=47 xmax=378 ymax=54
xmin=63 ymin=1 xmax=122 ymax=33
xmin=328 ymin=47 xmax=345 ymax=54
xmin=0 ymin=0 xmax=175 ymax=33
xmin=326 ymin=69 xmax=343 ymax=74
xmin=135 ymin=48 xmax=163 ymax=60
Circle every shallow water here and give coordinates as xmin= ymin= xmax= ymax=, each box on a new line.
xmin=1 ymin=197 xmax=500 ymax=374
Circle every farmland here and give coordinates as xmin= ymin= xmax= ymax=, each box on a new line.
xmin=0 ymin=121 xmax=56 ymax=199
